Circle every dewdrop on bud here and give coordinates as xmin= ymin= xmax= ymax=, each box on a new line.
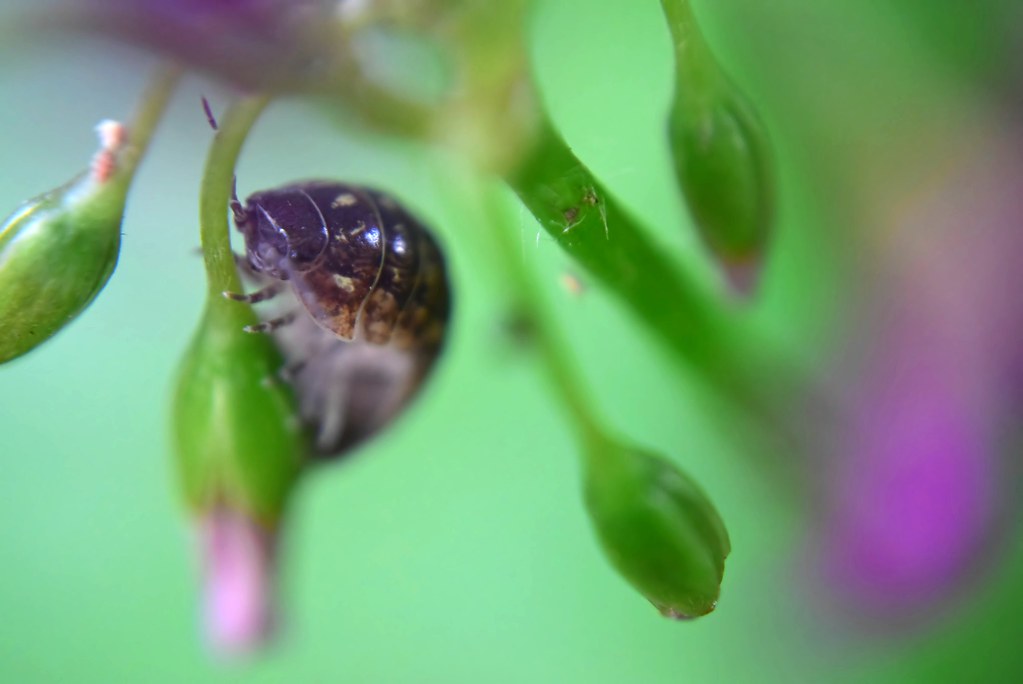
xmin=583 ymin=439 xmax=730 ymax=619
xmin=0 ymin=120 xmax=131 ymax=364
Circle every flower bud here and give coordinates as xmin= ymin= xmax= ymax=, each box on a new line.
xmin=0 ymin=121 xmax=131 ymax=364
xmin=173 ymin=306 xmax=306 ymax=523
xmin=583 ymin=439 xmax=730 ymax=619
xmin=172 ymin=303 xmax=308 ymax=652
xmin=200 ymin=505 xmax=276 ymax=655
xmin=668 ymin=87 xmax=774 ymax=295
xmin=662 ymin=1 xmax=775 ymax=296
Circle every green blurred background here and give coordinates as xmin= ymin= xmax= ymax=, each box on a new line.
xmin=2 ymin=1 xmax=1021 ymax=681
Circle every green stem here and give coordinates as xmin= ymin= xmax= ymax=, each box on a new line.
xmin=198 ymin=95 xmax=270 ymax=309
xmin=118 ymin=64 xmax=183 ymax=180
xmin=318 ymin=72 xmax=436 ymax=140
xmin=659 ymin=0 xmax=718 ymax=88
xmin=317 ymin=17 xmax=442 ymax=140
xmin=505 ymin=116 xmax=810 ymax=450
xmin=473 ymin=180 xmax=610 ymax=453
xmin=506 ymin=118 xmax=720 ymax=368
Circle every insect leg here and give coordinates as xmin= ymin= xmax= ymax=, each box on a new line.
xmin=276 ymin=359 xmax=308 ymax=383
xmin=222 ymin=283 xmax=282 ymax=304
xmin=230 ymin=176 xmax=245 ymax=223
xmin=243 ymin=312 xmax=296 ymax=334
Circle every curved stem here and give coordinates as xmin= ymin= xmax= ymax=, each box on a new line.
xmin=473 ymin=179 xmax=610 ymax=453
xmin=506 ymin=118 xmax=718 ymax=372
xmin=198 ymin=95 xmax=270 ymax=307
xmin=317 ymin=72 xmax=436 ymax=141
xmin=506 ymin=115 xmax=815 ymax=453
xmin=118 ymin=63 xmax=182 ymax=180
xmin=659 ymin=0 xmax=717 ymax=88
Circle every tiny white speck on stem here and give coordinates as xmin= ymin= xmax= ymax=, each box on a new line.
xmin=89 ymin=119 xmax=127 ymax=183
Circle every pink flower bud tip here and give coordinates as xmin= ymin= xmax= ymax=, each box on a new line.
xmin=721 ymin=258 xmax=762 ymax=299
xmin=201 ymin=507 xmax=276 ymax=656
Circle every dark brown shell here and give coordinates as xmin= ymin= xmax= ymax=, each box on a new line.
xmin=234 ymin=180 xmax=450 ymax=455
xmin=236 ymin=180 xmax=449 ymax=353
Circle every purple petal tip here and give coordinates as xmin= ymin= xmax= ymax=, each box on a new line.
xmin=721 ymin=258 xmax=762 ymax=299
xmin=200 ymin=507 xmax=276 ymax=656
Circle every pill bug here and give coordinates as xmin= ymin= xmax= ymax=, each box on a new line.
xmin=231 ymin=180 xmax=450 ymax=456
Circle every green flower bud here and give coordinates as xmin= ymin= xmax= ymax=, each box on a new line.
xmin=171 ymin=304 xmax=307 ymax=525
xmin=172 ymin=299 xmax=309 ymax=652
xmin=0 ymin=121 xmax=131 ymax=364
xmin=584 ymin=439 xmax=730 ymax=619
xmin=170 ymin=90 xmax=307 ymax=653
xmin=662 ymin=0 xmax=774 ymax=295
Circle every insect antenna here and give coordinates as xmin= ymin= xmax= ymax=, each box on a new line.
xmin=201 ymin=96 xmax=218 ymax=131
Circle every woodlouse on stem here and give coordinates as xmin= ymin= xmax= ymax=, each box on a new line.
xmin=229 ymin=180 xmax=450 ymax=456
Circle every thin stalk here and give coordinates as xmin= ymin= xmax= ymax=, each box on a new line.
xmin=659 ymin=0 xmax=717 ymax=88
xmin=118 ymin=64 xmax=183 ymax=180
xmin=198 ymin=95 xmax=270 ymax=308
xmin=318 ymin=69 xmax=436 ymax=140
xmin=473 ymin=179 xmax=611 ymax=454
xmin=506 ymin=116 xmax=814 ymax=452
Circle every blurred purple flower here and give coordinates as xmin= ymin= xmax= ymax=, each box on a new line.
xmin=813 ymin=129 xmax=1023 ymax=621
xmin=821 ymin=307 xmax=998 ymax=611
xmin=59 ymin=0 xmax=337 ymax=90
xmin=200 ymin=506 xmax=277 ymax=655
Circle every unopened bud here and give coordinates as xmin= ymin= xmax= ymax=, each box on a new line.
xmin=662 ymin=0 xmax=774 ymax=296
xmin=172 ymin=302 xmax=308 ymax=653
xmin=172 ymin=306 xmax=306 ymax=528
xmin=0 ymin=121 xmax=131 ymax=364
xmin=200 ymin=505 xmax=276 ymax=655
xmin=584 ymin=439 xmax=730 ymax=619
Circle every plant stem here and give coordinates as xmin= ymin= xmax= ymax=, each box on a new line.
xmin=505 ymin=117 xmax=811 ymax=449
xmin=198 ymin=95 xmax=270 ymax=308
xmin=318 ymin=72 xmax=436 ymax=140
xmin=117 ymin=63 xmax=182 ymax=180
xmin=506 ymin=118 xmax=718 ymax=368
xmin=659 ymin=0 xmax=717 ymax=88
xmin=470 ymin=179 xmax=610 ymax=452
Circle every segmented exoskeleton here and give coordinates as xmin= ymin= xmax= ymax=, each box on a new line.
xmin=231 ymin=180 xmax=450 ymax=455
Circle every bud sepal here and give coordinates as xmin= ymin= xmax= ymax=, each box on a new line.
xmin=172 ymin=305 xmax=306 ymax=526
xmin=661 ymin=0 xmax=775 ymax=296
xmin=0 ymin=122 xmax=130 ymax=363
xmin=584 ymin=438 xmax=730 ymax=619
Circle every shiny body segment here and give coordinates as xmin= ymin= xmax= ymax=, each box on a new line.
xmin=233 ymin=180 xmax=450 ymax=455
xmin=235 ymin=180 xmax=448 ymax=353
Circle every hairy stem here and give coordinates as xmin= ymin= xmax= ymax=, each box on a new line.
xmin=505 ymin=117 xmax=810 ymax=449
